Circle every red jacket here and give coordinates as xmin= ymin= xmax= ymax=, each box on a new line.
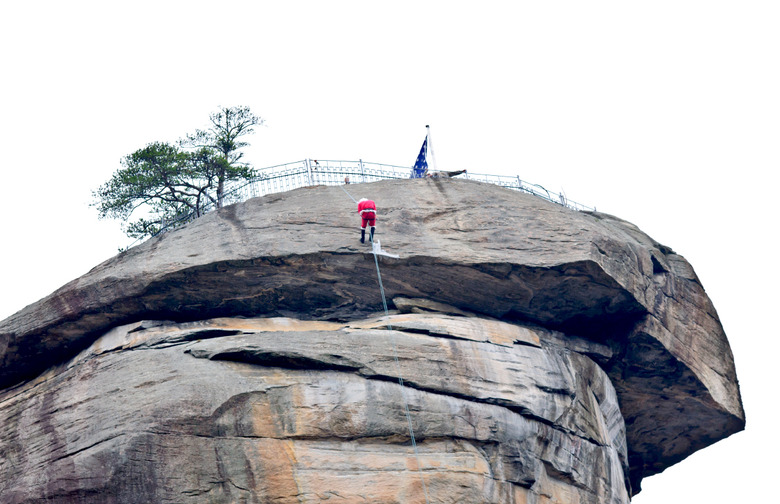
xmin=358 ymin=199 xmax=376 ymax=215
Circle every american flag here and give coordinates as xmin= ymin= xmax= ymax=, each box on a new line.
xmin=410 ymin=135 xmax=428 ymax=178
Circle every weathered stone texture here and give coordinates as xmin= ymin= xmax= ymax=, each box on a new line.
xmin=1 ymin=316 xmax=629 ymax=503
xmin=0 ymin=178 xmax=744 ymax=502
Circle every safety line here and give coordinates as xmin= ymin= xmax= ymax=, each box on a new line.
xmin=340 ymin=184 xmax=357 ymax=203
xmin=341 ymin=184 xmax=431 ymax=504
xmin=371 ymin=248 xmax=431 ymax=504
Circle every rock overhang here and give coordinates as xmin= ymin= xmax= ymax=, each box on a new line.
xmin=0 ymin=252 xmax=642 ymax=387
xmin=0 ymin=177 xmax=744 ymax=492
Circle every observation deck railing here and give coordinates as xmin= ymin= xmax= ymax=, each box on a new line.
xmin=150 ymin=158 xmax=594 ymax=243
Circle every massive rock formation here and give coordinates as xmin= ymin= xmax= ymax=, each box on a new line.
xmin=0 ymin=178 xmax=744 ymax=503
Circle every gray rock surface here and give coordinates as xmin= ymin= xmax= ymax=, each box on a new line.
xmin=0 ymin=178 xmax=744 ymax=502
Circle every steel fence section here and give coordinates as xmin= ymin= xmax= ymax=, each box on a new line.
xmin=463 ymin=171 xmax=595 ymax=212
xmin=221 ymin=160 xmax=310 ymax=203
xmin=124 ymin=158 xmax=594 ymax=249
xmin=306 ymin=159 xmax=409 ymax=185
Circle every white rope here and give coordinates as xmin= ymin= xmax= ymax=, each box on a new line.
xmin=372 ymin=247 xmax=431 ymax=504
xmin=341 ymin=183 xmax=431 ymax=503
xmin=340 ymin=184 xmax=357 ymax=203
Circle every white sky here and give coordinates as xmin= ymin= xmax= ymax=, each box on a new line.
xmin=1 ymin=1 xmax=776 ymax=501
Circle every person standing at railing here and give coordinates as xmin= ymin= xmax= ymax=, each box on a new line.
xmin=357 ymin=198 xmax=377 ymax=244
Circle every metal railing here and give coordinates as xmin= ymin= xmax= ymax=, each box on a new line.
xmin=220 ymin=159 xmax=412 ymax=205
xmin=218 ymin=159 xmax=594 ymax=211
xmin=460 ymin=171 xmax=595 ymax=212
xmin=132 ymin=159 xmax=594 ymax=247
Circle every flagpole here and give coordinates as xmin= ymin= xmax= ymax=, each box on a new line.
xmin=426 ymin=125 xmax=438 ymax=172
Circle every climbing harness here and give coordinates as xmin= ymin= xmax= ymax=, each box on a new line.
xmin=340 ymin=184 xmax=431 ymax=503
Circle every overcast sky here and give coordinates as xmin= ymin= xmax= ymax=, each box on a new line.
xmin=1 ymin=1 xmax=777 ymax=501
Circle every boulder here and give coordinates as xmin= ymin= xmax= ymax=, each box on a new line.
xmin=0 ymin=178 xmax=744 ymax=502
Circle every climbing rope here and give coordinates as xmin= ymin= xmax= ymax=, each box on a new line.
xmin=341 ymin=184 xmax=431 ymax=504
xmin=372 ymin=247 xmax=432 ymax=504
xmin=340 ymin=184 xmax=357 ymax=203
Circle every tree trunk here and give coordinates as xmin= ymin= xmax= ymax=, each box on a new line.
xmin=217 ymin=177 xmax=224 ymax=209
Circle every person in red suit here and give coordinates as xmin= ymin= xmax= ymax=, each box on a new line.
xmin=357 ymin=198 xmax=377 ymax=243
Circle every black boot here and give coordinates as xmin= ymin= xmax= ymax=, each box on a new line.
xmin=370 ymin=227 xmax=375 ymax=243
xmin=360 ymin=229 xmax=365 ymax=243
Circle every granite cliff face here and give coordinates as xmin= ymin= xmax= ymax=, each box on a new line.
xmin=0 ymin=178 xmax=744 ymax=503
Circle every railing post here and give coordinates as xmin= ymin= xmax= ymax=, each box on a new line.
xmin=359 ymin=159 xmax=365 ymax=183
xmin=305 ymin=159 xmax=313 ymax=186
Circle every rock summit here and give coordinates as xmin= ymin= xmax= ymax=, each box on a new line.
xmin=0 ymin=178 xmax=744 ymax=503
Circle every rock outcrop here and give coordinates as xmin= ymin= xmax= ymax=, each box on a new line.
xmin=0 ymin=178 xmax=744 ymax=503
